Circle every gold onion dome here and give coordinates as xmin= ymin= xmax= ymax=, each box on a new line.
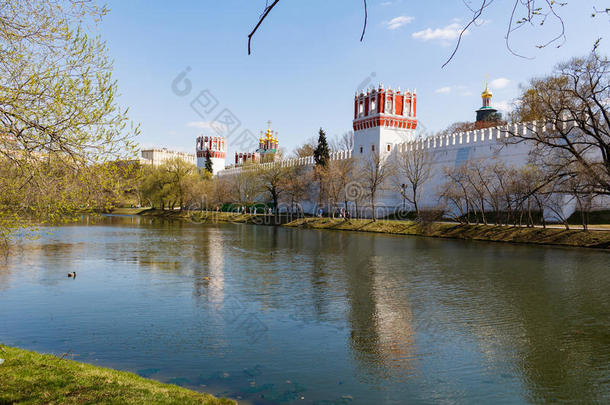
xmin=482 ymin=83 xmax=492 ymax=99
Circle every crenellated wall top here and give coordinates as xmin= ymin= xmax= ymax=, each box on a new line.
xmin=217 ymin=121 xmax=551 ymax=176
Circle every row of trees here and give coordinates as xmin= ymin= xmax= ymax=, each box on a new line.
xmin=187 ymin=129 xmax=429 ymax=222
xmin=439 ymin=160 xmax=596 ymax=230
xmin=438 ymin=45 xmax=609 ymax=230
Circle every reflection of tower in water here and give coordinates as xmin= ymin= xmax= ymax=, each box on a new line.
xmin=371 ymin=258 xmax=416 ymax=372
xmin=206 ymin=228 xmax=225 ymax=304
xmin=192 ymin=227 xmax=225 ymax=305
xmin=345 ymin=240 xmax=416 ymax=378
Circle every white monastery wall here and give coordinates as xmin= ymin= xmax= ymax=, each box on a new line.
xmin=140 ymin=148 xmax=196 ymax=167
xmin=209 ymin=75 xmax=610 ymax=220
xmin=216 ymin=123 xmax=560 ymax=215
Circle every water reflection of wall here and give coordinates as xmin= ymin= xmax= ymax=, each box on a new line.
xmin=412 ymin=242 xmax=610 ymax=404
xmin=124 ymin=220 xmax=609 ymax=404
xmin=343 ymin=235 xmax=416 ymax=380
xmin=371 ymin=257 xmax=416 ymax=373
xmin=221 ymin=225 xmax=419 ymax=379
xmin=203 ymin=228 xmax=225 ymax=303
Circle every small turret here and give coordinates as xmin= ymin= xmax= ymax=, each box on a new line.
xmin=475 ymin=75 xmax=504 ymax=129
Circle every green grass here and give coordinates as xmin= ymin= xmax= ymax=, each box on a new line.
xmin=110 ymin=208 xmax=610 ymax=249
xmin=0 ymin=345 xmax=234 ymax=405
xmin=134 ymin=209 xmax=278 ymax=224
xmin=109 ymin=207 xmax=153 ymax=215
xmin=285 ymin=218 xmax=610 ymax=249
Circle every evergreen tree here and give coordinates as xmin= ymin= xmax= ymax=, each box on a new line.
xmin=313 ymin=128 xmax=330 ymax=168
xmin=204 ymin=150 xmax=214 ymax=174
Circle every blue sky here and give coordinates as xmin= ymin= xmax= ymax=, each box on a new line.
xmin=99 ymin=0 xmax=610 ymax=156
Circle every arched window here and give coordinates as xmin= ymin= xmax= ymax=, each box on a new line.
xmin=372 ymin=144 xmax=375 ymax=152
xmin=387 ymin=144 xmax=391 ymax=152
xmin=359 ymin=146 xmax=363 ymax=154
xmin=385 ymin=97 xmax=393 ymax=114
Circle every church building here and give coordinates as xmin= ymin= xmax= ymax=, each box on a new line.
xmin=234 ymin=121 xmax=280 ymax=165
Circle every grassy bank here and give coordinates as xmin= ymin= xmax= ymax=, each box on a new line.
xmin=109 ymin=208 xmax=610 ymax=249
xmin=123 ymin=208 xmax=275 ymax=224
xmin=0 ymin=345 xmax=233 ymax=405
xmin=285 ymin=218 xmax=610 ymax=249
xmin=108 ymin=207 xmax=154 ymax=215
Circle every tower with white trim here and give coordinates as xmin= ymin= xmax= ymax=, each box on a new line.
xmin=196 ymin=135 xmax=226 ymax=175
xmin=353 ymin=83 xmax=418 ymax=157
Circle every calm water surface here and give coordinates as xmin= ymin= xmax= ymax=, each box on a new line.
xmin=0 ymin=216 xmax=609 ymax=404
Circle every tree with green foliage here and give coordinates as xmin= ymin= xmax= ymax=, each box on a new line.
xmin=139 ymin=159 xmax=204 ymax=210
xmin=204 ymin=150 xmax=214 ymax=174
xmin=312 ymin=128 xmax=331 ymax=211
xmin=164 ymin=158 xmax=198 ymax=210
xmin=313 ymin=128 xmax=330 ymax=168
xmin=0 ymin=1 xmax=138 ymax=248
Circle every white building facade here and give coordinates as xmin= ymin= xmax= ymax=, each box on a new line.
xmin=140 ymin=148 xmax=196 ymax=167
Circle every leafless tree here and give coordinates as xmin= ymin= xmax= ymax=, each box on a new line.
xmin=210 ymin=176 xmax=233 ymax=210
xmin=393 ymin=146 xmax=432 ymax=217
xmin=562 ymin=166 xmax=597 ymax=230
xmin=542 ymin=176 xmax=573 ymax=230
xmin=330 ymin=131 xmax=354 ymax=152
xmin=358 ymin=151 xmax=392 ymax=221
xmin=441 ymin=165 xmax=475 ymax=224
xmin=439 ymin=175 xmax=469 ymax=223
xmin=292 ymin=137 xmax=317 ymax=158
xmin=283 ymin=165 xmax=311 ymax=216
xmin=231 ymin=165 xmax=262 ymax=206
xmin=324 ymin=157 xmax=354 ymax=217
xmin=508 ymin=45 xmax=610 ymax=195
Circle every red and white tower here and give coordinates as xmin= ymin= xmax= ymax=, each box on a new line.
xmin=353 ymin=83 xmax=417 ymax=156
xmin=196 ymin=135 xmax=226 ymax=175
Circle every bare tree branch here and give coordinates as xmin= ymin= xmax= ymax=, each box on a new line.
xmin=248 ymin=0 xmax=368 ymax=54
xmin=505 ymin=0 xmax=566 ymax=59
xmin=442 ymin=0 xmax=490 ymax=68
xmin=248 ymin=0 xmax=280 ymax=55
xmin=360 ymin=0 xmax=367 ymax=42
xmin=247 ymin=0 xmax=573 ymax=66
xmin=444 ymin=0 xmax=568 ymax=67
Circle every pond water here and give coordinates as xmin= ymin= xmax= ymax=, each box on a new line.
xmin=0 ymin=215 xmax=609 ymax=404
